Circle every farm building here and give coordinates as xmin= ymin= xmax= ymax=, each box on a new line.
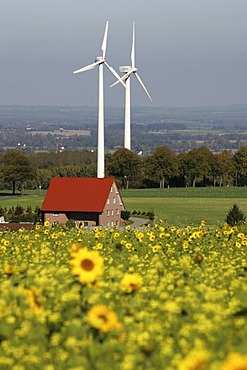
xmin=40 ymin=177 xmax=125 ymax=227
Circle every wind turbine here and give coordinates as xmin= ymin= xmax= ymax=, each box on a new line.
xmin=111 ymin=21 xmax=152 ymax=150
xmin=73 ymin=21 xmax=125 ymax=178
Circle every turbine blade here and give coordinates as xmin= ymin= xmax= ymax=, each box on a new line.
xmin=73 ymin=62 xmax=97 ymax=74
xmin=110 ymin=79 xmax=122 ymax=88
xmin=110 ymin=69 xmax=134 ymax=88
xmin=104 ymin=61 xmax=126 ymax=87
xmin=135 ymin=72 xmax=153 ymax=101
xmin=101 ymin=21 xmax=109 ymax=59
xmin=131 ymin=21 xmax=135 ymax=68
xmin=117 ymin=68 xmax=135 ymax=83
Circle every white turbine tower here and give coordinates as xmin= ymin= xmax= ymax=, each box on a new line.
xmin=73 ymin=21 xmax=125 ymax=178
xmin=111 ymin=22 xmax=152 ymax=150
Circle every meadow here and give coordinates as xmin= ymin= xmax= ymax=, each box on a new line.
xmin=1 ymin=187 xmax=246 ymax=226
xmin=0 ymin=221 xmax=247 ymax=369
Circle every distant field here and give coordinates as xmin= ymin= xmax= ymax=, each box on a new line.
xmin=30 ymin=129 xmax=91 ymax=136
xmin=121 ymin=187 xmax=247 ymax=198
xmin=0 ymin=187 xmax=246 ymax=226
xmin=0 ymin=190 xmax=46 ymax=209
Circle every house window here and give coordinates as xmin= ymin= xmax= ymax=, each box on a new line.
xmin=116 ymin=220 xmax=118 ymax=226
xmin=111 ymin=221 xmax=114 ymax=226
xmin=113 ymin=197 xmax=116 ymax=204
xmin=107 ymin=210 xmax=110 ymax=216
xmin=111 ymin=210 xmax=114 ymax=215
xmin=107 ymin=222 xmax=110 ymax=226
xmin=116 ymin=209 xmax=119 ymax=216
xmin=53 ymin=213 xmax=58 ymax=217
xmin=107 ymin=198 xmax=110 ymax=204
xmin=110 ymin=187 xmax=113 ymax=192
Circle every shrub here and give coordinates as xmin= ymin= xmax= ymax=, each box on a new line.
xmin=121 ymin=210 xmax=131 ymax=221
xmin=14 ymin=205 xmax=25 ymax=215
xmin=65 ymin=219 xmax=76 ymax=228
xmin=147 ymin=210 xmax=155 ymax=221
xmin=226 ymin=204 xmax=246 ymax=226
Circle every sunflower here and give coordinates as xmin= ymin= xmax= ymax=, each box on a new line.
xmin=26 ymin=288 xmax=44 ymax=312
xmin=183 ymin=241 xmax=189 ymax=249
xmin=180 ymin=349 xmax=209 ymax=370
xmin=220 ymin=352 xmax=247 ymax=370
xmin=152 ymin=245 xmax=161 ymax=253
xmin=237 ymin=233 xmax=245 ymax=239
xmin=87 ymin=304 xmax=122 ymax=332
xmin=121 ymin=273 xmax=143 ymax=293
xmin=125 ymin=242 xmax=132 ymax=250
xmin=70 ymin=247 xmax=104 ymax=284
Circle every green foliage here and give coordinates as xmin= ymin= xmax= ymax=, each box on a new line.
xmin=233 ymin=146 xmax=247 ymax=186
xmin=65 ymin=219 xmax=76 ymax=228
xmin=0 ymin=204 xmax=40 ymax=223
xmin=106 ymin=148 xmax=141 ymax=187
xmin=2 ymin=146 xmax=247 ymax=193
xmin=1 ymin=150 xmax=37 ymax=194
xmin=145 ymin=146 xmax=178 ymax=187
xmin=121 ymin=210 xmax=131 ymax=221
xmin=146 ymin=210 xmax=155 ymax=221
xmin=226 ymin=204 xmax=246 ymax=226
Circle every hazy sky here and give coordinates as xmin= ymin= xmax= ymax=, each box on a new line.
xmin=1 ymin=0 xmax=247 ymax=107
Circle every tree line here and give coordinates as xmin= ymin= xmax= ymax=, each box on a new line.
xmin=0 ymin=146 xmax=247 ymax=193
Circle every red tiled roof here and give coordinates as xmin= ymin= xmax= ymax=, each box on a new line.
xmin=41 ymin=177 xmax=115 ymax=212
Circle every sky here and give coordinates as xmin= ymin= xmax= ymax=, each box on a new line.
xmin=1 ymin=0 xmax=247 ymax=108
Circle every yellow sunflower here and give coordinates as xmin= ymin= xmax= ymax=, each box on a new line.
xmin=180 ymin=349 xmax=209 ymax=370
xmin=220 ymin=352 xmax=247 ymax=370
xmin=121 ymin=273 xmax=143 ymax=293
xmin=70 ymin=247 xmax=104 ymax=284
xmin=87 ymin=304 xmax=122 ymax=332
xmin=26 ymin=288 xmax=44 ymax=312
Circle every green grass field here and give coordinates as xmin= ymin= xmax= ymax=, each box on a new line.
xmin=0 ymin=187 xmax=246 ymax=226
xmin=0 ymin=189 xmax=46 ymax=209
xmin=122 ymin=187 xmax=247 ymax=225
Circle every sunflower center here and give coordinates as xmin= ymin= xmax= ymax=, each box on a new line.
xmin=81 ymin=258 xmax=94 ymax=271
xmin=98 ymin=314 xmax=107 ymax=323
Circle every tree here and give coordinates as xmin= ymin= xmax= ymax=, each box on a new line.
xmin=226 ymin=204 xmax=246 ymax=226
xmin=1 ymin=150 xmax=37 ymax=194
xmin=106 ymin=148 xmax=141 ymax=189
xmin=179 ymin=147 xmax=215 ymax=187
xmin=145 ymin=146 xmax=178 ymax=188
xmin=233 ymin=146 xmax=247 ymax=186
xmin=212 ymin=151 xmax=234 ymax=187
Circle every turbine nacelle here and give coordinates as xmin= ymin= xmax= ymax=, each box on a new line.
xmin=119 ymin=66 xmax=132 ymax=73
xmin=95 ymin=56 xmax=104 ymax=63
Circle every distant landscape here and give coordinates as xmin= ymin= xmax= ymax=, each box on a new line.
xmin=1 ymin=104 xmax=247 ymax=154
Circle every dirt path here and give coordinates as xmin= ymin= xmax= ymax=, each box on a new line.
xmin=129 ymin=217 xmax=147 ymax=228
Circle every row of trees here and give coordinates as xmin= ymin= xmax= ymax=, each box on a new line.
xmin=0 ymin=146 xmax=247 ymax=193
xmin=107 ymin=146 xmax=247 ymax=188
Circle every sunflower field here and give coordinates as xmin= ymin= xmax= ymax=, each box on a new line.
xmin=1 ymin=221 xmax=247 ymax=370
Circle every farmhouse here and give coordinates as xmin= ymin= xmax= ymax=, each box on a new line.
xmin=41 ymin=177 xmax=125 ymax=227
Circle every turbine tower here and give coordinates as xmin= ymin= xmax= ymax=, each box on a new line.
xmin=73 ymin=21 xmax=125 ymax=178
xmin=111 ymin=22 xmax=152 ymax=150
